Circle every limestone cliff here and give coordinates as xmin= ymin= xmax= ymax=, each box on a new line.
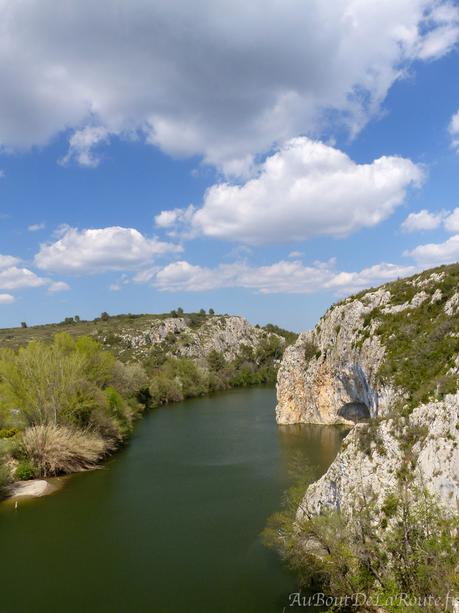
xmin=276 ymin=262 xmax=459 ymax=533
xmin=276 ymin=265 xmax=459 ymax=425
xmin=297 ymin=393 xmax=459 ymax=521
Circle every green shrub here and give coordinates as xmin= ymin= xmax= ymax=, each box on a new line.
xmin=265 ymin=485 xmax=458 ymax=612
xmin=15 ymin=459 xmax=36 ymax=481
xmin=0 ymin=428 xmax=19 ymax=439
xmin=303 ymin=341 xmax=318 ymax=363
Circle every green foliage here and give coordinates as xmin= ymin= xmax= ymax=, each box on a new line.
xmin=15 ymin=459 xmax=36 ymax=480
xmin=356 ymin=417 xmax=386 ymax=457
xmin=263 ymin=323 xmax=298 ymax=345
xmin=265 ymin=485 xmax=458 ymax=612
xmin=149 ymin=357 xmax=209 ymax=407
xmin=0 ymin=334 xmax=148 ymax=478
xmin=0 ymin=458 xmax=11 ymax=490
xmin=0 ymin=333 xmax=118 ymax=427
xmin=343 ymin=263 xmax=459 ymax=409
xmin=303 ymin=341 xmax=318 ymax=363
xmin=0 ymin=427 xmax=18 ymax=439
xmin=207 ymin=350 xmax=226 ymax=372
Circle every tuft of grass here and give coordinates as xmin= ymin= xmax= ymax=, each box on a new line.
xmin=21 ymin=424 xmax=109 ymax=478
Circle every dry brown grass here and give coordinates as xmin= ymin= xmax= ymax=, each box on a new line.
xmin=21 ymin=424 xmax=109 ymax=477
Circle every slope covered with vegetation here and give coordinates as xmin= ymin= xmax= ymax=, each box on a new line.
xmin=0 ymin=310 xmax=296 ymax=491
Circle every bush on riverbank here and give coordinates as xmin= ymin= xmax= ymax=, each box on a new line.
xmin=0 ymin=333 xmax=148 ymax=479
xmin=264 ymin=477 xmax=459 ymax=612
xmin=147 ymin=339 xmax=283 ymax=408
xmin=21 ymin=424 xmax=109 ymax=477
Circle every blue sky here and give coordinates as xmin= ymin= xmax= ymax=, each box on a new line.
xmin=1 ymin=1 xmax=459 ymax=331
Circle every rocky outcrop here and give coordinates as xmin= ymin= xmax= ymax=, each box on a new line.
xmin=276 ymin=287 xmax=392 ymax=425
xmin=297 ymin=394 xmax=459 ymax=521
xmin=103 ymin=315 xmax=284 ymax=363
xmin=276 ymin=267 xmax=458 ymax=425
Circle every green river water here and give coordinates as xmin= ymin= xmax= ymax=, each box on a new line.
xmin=0 ymin=387 xmax=346 ymax=613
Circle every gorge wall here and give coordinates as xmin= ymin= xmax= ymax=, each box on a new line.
xmin=275 ymin=263 xmax=459 ymax=522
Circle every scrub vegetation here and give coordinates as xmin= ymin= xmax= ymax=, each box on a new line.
xmin=0 ymin=312 xmax=294 ymax=491
xmin=264 ymin=466 xmax=459 ymax=612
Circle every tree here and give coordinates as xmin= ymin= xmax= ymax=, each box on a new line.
xmin=74 ymin=315 xmax=80 ymax=323
xmin=21 ymin=322 xmax=27 ymax=329
xmin=177 ymin=307 xmax=184 ymax=316
xmin=207 ymin=350 xmax=226 ymax=372
xmin=208 ymin=308 xmax=215 ymax=315
xmin=100 ymin=312 xmax=110 ymax=321
xmin=199 ymin=308 xmax=206 ymax=316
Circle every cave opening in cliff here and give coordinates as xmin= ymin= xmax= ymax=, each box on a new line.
xmin=337 ymin=401 xmax=370 ymax=423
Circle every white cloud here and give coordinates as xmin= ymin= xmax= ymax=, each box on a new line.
xmin=34 ymin=226 xmax=182 ymax=274
xmin=48 ymin=281 xmax=70 ymax=293
xmin=154 ymin=205 xmax=196 ymax=237
xmin=28 ymin=222 xmax=46 ymax=232
xmin=152 ymin=258 xmax=415 ymax=295
xmin=401 ymin=209 xmax=446 ymax=232
xmin=59 ymin=126 xmax=110 ymax=167
xmin=0 ymin=266 xmax=47 ymax=290
xmin=0 ymin=255 xmax=20 ymax=269
xmin=404 ymin=234 xmax=459 ymax=266
xmin=159 ymin=138 xmax=422 ymax=244
xmin=0 ymin=294 xmax=15 ymax=304
xmin=449 ymin=109 xmax=459 ymax=151
xmin=444 ymin=207 xmax=459 ymax=233
xmin=288 ymin=251 xmax=304 ymax=258
xmin=400 ymin=206 xmax=459 ymax=233
xmin=0 ymin=1 xmax=457 ymax=171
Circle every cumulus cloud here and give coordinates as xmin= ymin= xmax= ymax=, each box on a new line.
xmin=0 ymin=1 xmax=457 ymax=171
xmin=152 ymin=259 xmax=415 ymax=295
xmin=0 ymin=294 xmax=15 ymax=304
xmin=154 ymin=206 xmax=196 ymax=237
xmin=401 ymin=209 xmax=447 ymax=232
xmin=0 ymin=266 xmax=47 ymax=291
xmin=443 ymin=207 xmax=459 ymax=233
xmin=34 ymin=226 xmax=182 ymax=274
xmin=404 ymin=234 xmax=459 ymax=266
xmin=449 ymin=110 xmax=459 ymax=151
xmin=158 ymin=138 xmax=423 ymax=244
xmin=400 ymin=206 xmax=459 ymax=234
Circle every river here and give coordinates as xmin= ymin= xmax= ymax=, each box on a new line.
xmin=0 ymin=387 xmax=346 ymax=613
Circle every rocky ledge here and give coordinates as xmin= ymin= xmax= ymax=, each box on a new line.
xmin=297 ymin=393 xmax=459 ymax=522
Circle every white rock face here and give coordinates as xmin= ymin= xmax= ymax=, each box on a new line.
xmin=276 ymin=288 xmax=393 ymax=425
xmin=276 ymin=269 xmax=456 ymax=426
xmin=297 ymin=394 xmax=459 ymax=520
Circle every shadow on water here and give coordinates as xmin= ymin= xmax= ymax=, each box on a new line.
xmin=0 ymin=387 xmax=346 ymax=613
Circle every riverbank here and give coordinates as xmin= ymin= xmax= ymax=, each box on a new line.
xmin=4 ymin=477 xmax=65 ymax=502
